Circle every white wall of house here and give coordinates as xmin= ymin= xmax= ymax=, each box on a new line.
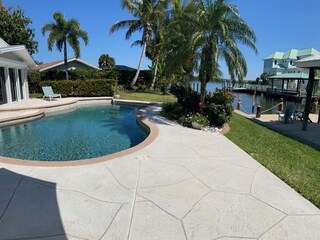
xmin=0 ymin=61 xmax=29 ymax=105
xmin=0 ymin=38 xmax=34 ymax=105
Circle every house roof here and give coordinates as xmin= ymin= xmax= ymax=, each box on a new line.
xmin=264 ymin=48 xmax=320 ymax=60
xmin=0 ymin=38 xmax=35 ymax=67
xmin=33 ymin=58 xmax=99 ymax=72
xmin=264 ymin=52 xmax=284 ymax=60
xmin=295 ymin=54 xmax=320 ymax=69
xmin=269 ymin=72 xmax=320 ymax=80
xmin=114 ymin=65 xmax=135 ymax=71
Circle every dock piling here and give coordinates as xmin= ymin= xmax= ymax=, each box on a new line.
xmin=256 ymin=105 xmax=261 ymax=118
xmin=237 ymin=100 xmax=241 ymax=111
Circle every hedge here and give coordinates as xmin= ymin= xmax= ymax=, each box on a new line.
xmin=39 ymin=79 xmax=118 ymax=97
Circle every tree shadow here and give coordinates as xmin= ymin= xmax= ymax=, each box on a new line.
xmin=0 ymin=168 xmax=67 ymax=239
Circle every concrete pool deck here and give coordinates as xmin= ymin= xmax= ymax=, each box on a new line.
xmin=0 ymin=100 xmax=319 ymax=239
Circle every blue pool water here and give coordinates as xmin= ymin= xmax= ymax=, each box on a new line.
xmin=0 ymin=104 xmax=149 ymax=161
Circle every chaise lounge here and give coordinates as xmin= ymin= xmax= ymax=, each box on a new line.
xmin=42 ymin=86 xmax=61 ymax=101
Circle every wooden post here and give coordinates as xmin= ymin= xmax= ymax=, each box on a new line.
xmin=252 ymin=89 xmax=256 ymax=113
xmin=278 ymin=98 xmax=284 ymax=112
xmin=256 ymin=105 xmax=261 ymax=118
xmin=237 ymin=100 xmax=241 ymax=111
xmin=302 ymin=68 xmax=315 ymax=131
xmin=312 ymin=98 xmax=318 ymax=114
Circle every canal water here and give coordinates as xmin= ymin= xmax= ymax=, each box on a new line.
xmin=191 ymin=81 xmax=303 ymax=114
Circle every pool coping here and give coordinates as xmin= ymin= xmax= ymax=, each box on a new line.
xmin=0 ymin=99 xmax=159 ymax=167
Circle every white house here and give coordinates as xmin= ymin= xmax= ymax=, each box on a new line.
xmin=0 ymin=38 xmax=35 ymax=105
xmin=263 ymin=48 xmax=320 ymax=75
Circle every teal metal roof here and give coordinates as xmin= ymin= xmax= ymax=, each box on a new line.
xmin=269 ymin=72 xmax=320 ymax=80
xmin=297 ymin=48 xmax=320 ymax=57
xmin=264 ymin=52 xmax=284 ymax=60
xmin=264 ymin=48 xmax=320 ymax=60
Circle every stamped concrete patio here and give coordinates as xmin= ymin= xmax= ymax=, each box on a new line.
xmin=0 ymin=104 xmax=320 ymax=239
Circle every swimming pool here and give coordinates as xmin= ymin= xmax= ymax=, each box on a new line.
xmin=0 ymin=104 xmax=149 ymax=161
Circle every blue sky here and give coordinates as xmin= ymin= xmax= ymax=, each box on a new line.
xmin=3 ymin=0 xmax=320 ymax=80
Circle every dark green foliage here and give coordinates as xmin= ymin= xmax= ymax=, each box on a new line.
xmin=170 ymin=84 xmax=200 ymax=113
xmin=162 ymin=85 xmax=233 ymax=127
xmin=203 ymin=90 xmax=234 ymax=126
xmin=39 ymin=79 xmax=117 ymax=97
xmin=117 ymin=69 xmax=152 ymax=88
xmin=98 ymin=54 xmax=115 ymax=69
xmin=203 ymin=103 xmax=230 ymax=126
xmin=161 ymin=102 xmax=186 ymax=120
xmin=0 ymin=6 xmax=38 ymax=54
xmin=27 ymin=70 xmax=42 ymax=93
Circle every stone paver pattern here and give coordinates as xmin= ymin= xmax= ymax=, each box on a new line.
xmin=0 ymin=105 xmax=319 ymax=240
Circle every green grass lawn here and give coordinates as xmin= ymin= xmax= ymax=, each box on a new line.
xmin=119 ymin=90 xmax=177 ymax=103
xmin=29 ymin=93 xmax=43 ymax=98
xmin=226 ymin=113 xmax=320 ymax=208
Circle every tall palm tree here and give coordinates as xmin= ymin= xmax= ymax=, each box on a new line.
xmin=180 ymin=0 xmax=257 ymax=102
xmin=109 ymin=0 xmax=168 ymax=88
xmin=42 ymin=12 xmax=89 ymax=80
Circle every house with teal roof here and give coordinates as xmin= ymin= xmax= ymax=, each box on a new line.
xmin=263 ymin=48 xmax=320 ymax=75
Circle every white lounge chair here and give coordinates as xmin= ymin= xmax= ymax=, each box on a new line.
xmin=42 ymin=86 xmax=61 ymax=101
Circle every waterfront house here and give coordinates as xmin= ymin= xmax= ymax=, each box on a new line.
xmin=0 ymin=38 xmax=35 ymax=105
xmin=263 ymin=48 xmax=320 ymax=75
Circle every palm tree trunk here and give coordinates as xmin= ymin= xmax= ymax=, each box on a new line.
xmin=130 ymin=42 xmax=147 ymax=88
xmin=64 ymin=39 xmax=69 ymax=80
xmin=150 ymin=57 xmax=159 ymax=90
xmin=164 ymin=75 xmax=173 ymax=94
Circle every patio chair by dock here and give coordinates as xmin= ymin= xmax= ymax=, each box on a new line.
xmin=278 ymin=103 xmax=296 ymax=123
xmin=42 ymin=86 xmax=61 ymax=101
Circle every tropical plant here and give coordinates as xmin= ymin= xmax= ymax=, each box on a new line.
xmin=0 ymin=6 xmax=38 ymax=54
xmin=260 ymin=72 xmax=274 ymax=85
xmin=109 ymin=0 xmax=169 ymax=88
xmin=42 ymin=12 xmax=89 ymax=80
xmin=98 ymin=54 xmax=115 ymax=69
xmin=173 ymin=0 xmax=257 ymax=103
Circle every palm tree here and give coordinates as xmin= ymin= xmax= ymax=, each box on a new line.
xmin=42 ymin=12 xmax=89 ymax=80
xmin=109 ymin=0 xmax=169 ymax=88
xmin=98 ymin=54 xmax=115 ymax=69
xmin=179 ymin=0 xmax=257 ymax=102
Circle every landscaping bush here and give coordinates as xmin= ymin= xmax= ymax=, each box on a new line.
xmin=39 ymin=79 xmax=118 ymax=97
xmin=161 ymin=102 xmax=186 ymax=120
xmin=28 ymin=70 xmax=42 ymax=93
xmin=203 ymin=103 xmax=230 ymax=127
xmin=162 ymin=85 xmax=234 ymax=128
xmin=170 ymin=84 xmax=200 ymax=113
xmin=117 ymin=69 xmax=152 ymax=88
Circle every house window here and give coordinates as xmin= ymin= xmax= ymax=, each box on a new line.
xmin=0 ymin=67 xmax=7 ymax=105
xmin=9 ymin=68 xmax=17 ymax=102
xmin=274 ymin=60 xmax=277 ymax=65
xmin=18 ymin=70 xmax=24 ymax=100
xmin=290 ymin=60 xmax=293 ymax=65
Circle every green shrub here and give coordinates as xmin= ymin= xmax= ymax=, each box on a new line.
xmin=39 ymin=79 xmax=118 ymax=97
xmin=117 ymin=69 xmax=152 ymax=88
xmin=166 ymin=86 xmax=234 ymax=127
xmin=203 ymin=103 xmax=231 ymax=127
xmin=28 ymin=70 xmax=42 ymax=93
xmin=182 ymin=113 xmax=209 ymax=127
xmin=170 ymin=84 xmax=200 ymax=113
xmin=161 ymin=102 xmax=186 ymax=120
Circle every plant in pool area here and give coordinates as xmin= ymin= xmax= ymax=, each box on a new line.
xmin=183 ymin=113 xmax=209 ymax=129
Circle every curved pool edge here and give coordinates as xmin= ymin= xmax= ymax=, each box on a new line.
xmin=0 ymin=110 xmax=45 ymax=127
xmin=0 ymin=100 xmax=160 ymax=167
